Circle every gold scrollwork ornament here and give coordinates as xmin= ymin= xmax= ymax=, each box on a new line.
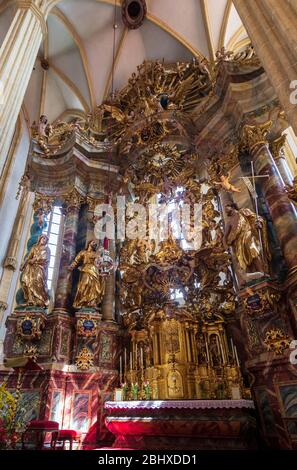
xmin=17 ymin=315 xmax=45 ymax=341
xmin=75 ymin=347 xmax=94 ymax=370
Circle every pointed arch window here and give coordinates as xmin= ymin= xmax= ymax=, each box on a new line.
xmin=42 ymin=206 xmax=63 ymax=291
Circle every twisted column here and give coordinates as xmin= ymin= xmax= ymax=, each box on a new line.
xmin=101 ymin=238 xmax=115 ymax=321
xmin=53 ymin=190 xmax=83 ymax=312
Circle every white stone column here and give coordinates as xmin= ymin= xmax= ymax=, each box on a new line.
xmin=0 ymin=0 xmax=49 ymax=178
xmin=270 ymin=135 xmax=294 ymax=186
xmin=233 ymin=0 xmax=297 ymax=135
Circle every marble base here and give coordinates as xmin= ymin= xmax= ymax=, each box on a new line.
xmin=104 ymin=400 xmax=258 ymax=450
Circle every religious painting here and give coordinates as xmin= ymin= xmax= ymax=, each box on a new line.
xmin=71 ymin=392 xmax=90 ymax=432
xmin=165 ymin=321 xmax=180 ymax=354
xmin=50 ymin=391 xmax=63 ymax=426
xmin=255 ymin=388 xmax=276 ymax=436
xmin=15 ymin=391 xmax=40 ymax=426
xmin=279 ymin=384 xmax=297 ymax=437
xmin=60 ymin=328 xmax=71 ymax=357
xmin=38 ymin=328 xmax=53 ymax=356
xmin=99 ymin=334 xmax=113 ymax=363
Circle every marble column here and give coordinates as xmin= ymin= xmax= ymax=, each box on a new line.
xmin=270 ymin=135 xmax=294 ymax=186
xmin=233 ymin=0 xmax=297 ymax=135
xmin=0 ymin=0 xmax=49 ymax=177
xmin=53 ymin=201 xmax=81 ymax=312
xmin=101 ymin=239 xmax=115 ymax=321
xmin=241 ymin=122 xmax=297 ymax=272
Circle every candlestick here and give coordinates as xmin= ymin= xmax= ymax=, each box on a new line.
xmin=135 ymin=342 xmax=138 ymax=370
xmin=215 ymin=335 xmax=221 ymax=363
xmin=219 ymin=336 xmax=226 ymax=364
xmin=234 ymin=345 xmax=240 ymax=366
xmin=230 ymin=337 xmax=235 ymax=358
xmin=120 ymin=355 xmax=122 ymax=384
xmin=130 ymin=351 xmax=132 ymax=371
xmin=140 ymin=347 xmax=143 ymax=368
xmin=205 ymin=334 xmax=210 ymax=363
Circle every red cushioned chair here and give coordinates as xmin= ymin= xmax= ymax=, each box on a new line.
xmin=51 ymin=429 xmax=81 ymax=450
xmin=21 ymin=420 xmax=59 ymax=450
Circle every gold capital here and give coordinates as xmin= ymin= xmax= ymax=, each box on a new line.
xmin=269 ymin=134 xmax=286 ymax=161
xmin=241 ymin=121 xmax=272 ymax=153
xmin=62 ymin=188 xmax=85 ymax=212
xmin=33 ymin=193 xmax=55 ymax=214
xmin=15 ymin=1 xmax=48 ymax=36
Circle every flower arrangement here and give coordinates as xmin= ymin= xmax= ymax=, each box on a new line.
xmin=143 ymin=380 xmax=151 ymax=400
xmin=121 ymin=382 xmax=128 ymax=400
xmin=131 ymin=382 xmax=139 ymax=400
xmin=0 ymin=382 xmax=19 ymax=449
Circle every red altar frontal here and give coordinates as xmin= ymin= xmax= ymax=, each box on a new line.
xmin=104 ymin=400 xmax=258 ymax=450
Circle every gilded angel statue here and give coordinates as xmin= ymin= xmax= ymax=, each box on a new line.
xmin=68 ymin=240 xmax=106 ymax=309
xmin=20 ymin=235 xmax=50 ymax=307
xmin=223 ymin=202 xmax=271 ymax=275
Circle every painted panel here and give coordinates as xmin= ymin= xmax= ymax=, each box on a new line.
xmin=71 ymin=392 xmax=90 ymax=432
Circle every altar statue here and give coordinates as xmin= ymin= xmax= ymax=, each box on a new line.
xmin=68 ymin=240 xmax=106 ymax=309
xmin=20 ymin=235 xmax=50 ymax=307
xmin=223 ymin=203 xmax=271 ymax=275
xmin=31 ymin=115 xmax=49 ymax=137
xmin=209 ymin=335 xmax=221 ymax=366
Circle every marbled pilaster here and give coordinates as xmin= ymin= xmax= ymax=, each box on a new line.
xmin=242 ymin=123 xmax=297 ymax=272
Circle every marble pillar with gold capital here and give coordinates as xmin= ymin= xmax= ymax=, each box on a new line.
xmin=270 ymin=135 xmax=294 ymax=186
xmin=241 ymin=122 xmax=297 ymax=272
xmin=53 ymin=191 xmax=83 ymax=312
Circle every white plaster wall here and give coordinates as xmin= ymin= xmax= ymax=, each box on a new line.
xmin=0 ymin=114 xmax=30 ymax=279
xmin=0 ymin=193 xmax=34 ymax=341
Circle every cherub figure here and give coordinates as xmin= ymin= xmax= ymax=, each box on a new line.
xmin=38 ymin=115 xmax=49 ymax=136
xmin=213 ymin=172 xmax=241 ymax=193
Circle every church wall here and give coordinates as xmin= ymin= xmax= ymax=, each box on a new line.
xmin=0 ymin=115 xmax=30 ymax=277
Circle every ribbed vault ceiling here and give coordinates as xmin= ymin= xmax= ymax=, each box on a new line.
xmin=0 ymin=0 xmax=249 ymax=124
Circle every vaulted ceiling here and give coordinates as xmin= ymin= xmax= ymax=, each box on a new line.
xmin=0 ymin=0 xmax=249 ymax=124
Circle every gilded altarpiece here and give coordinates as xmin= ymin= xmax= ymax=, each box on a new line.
xmin=1 ymin=48 xmax=297 ymax=449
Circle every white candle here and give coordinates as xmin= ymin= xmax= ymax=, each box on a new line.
xmin=124 ymin=348 xmax=127 ymax=370
xmin=120 ymin=355 xmax=122 ymax=382
xmin=135 ymin=343 xmax=138 ymax=369
xmin=140 ymin=347 xmax=143 ymax=368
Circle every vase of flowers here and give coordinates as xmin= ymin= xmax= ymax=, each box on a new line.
xmin=143 ymin=381 xmax=151 ymax=400
xmin=121 ymin=382 xmax=128 ymax=401
xmin=131 ymin=382 xmax=139 ymax=400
